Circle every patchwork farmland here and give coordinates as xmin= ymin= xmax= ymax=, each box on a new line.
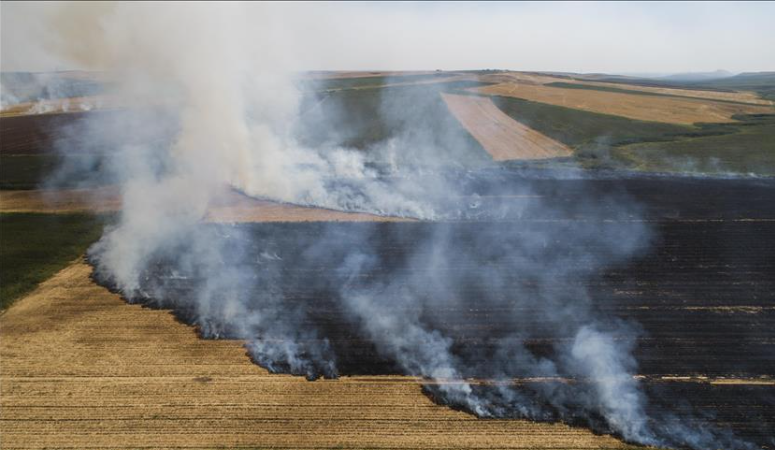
xmin=2 ymin=68 xmax=774 ymax=450
xmin=473 ymin=82 xmax=772 ymax=125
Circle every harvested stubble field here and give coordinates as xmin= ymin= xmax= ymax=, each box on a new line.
xmin=441 ymin=93 xmax=572 ymax=160
xmin=4 ymin=172 xmax=766 ymax=449
xmin=476 ymin=71 xmax=774 ymax=106
xmin=1 ymin=261 xmax=637 ymax=450
xmin=552 ymin=80 xmax=774 ymax=106
xmin=472 ymin=82 xmax=773 ymax=125
xmin=2 ymin=70 xmax=775 ymax=449
xmin=92 ymin=173 xmax=774 ymax=449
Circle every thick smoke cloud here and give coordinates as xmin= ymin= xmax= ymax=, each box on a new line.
xmin=4 ymin=3 xmax=758 ymax=449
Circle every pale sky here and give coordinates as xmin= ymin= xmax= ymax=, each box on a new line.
xmin=2 ymin=1 xmax=774 ymax=74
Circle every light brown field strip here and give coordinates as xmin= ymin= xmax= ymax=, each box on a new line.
xmin=476 ymin=72 xmax=773 ymax=106
xmin=568 ymin=80 xmax=774 ymax=106
xmin=0 ymin=261 xmax=636 ymax=449
xmin=0 ymin=188 xmax=121 ymax=214
xmin=442 ymin=93 xmax=572 ymax=161
xmin=472 ymin=82 xmax=773 ymax=125
xmin=0 ymin=188 xmax=410 ymax=222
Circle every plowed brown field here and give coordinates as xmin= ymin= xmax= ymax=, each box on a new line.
xmin=472 ymin=82 xmax=773 ymax=124
xmin=441 ymin=93 xmax=572 ymax=160
xmin=0 ymin=261 xmax=637 ymax=450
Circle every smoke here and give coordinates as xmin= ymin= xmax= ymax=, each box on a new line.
xmin=7 ymin=3 xmax=758 ymax=449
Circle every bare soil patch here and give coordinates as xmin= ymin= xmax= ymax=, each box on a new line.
xmin=442 ymin=93 xmax=572 ymax=160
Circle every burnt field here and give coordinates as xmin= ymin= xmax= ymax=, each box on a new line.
xmin=91 ymin=173 xmax=775 ymax=449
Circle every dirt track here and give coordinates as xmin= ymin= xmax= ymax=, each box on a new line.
xmin=473 ymin=82 xmax=773 ymax=125
xmin=0 ymin=261 xmax=635 ymax=450
xmin=441 ymin=93 xmax=573 ymax=160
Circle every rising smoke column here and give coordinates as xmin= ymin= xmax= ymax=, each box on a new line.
xmin=11 ymin=3 xmax=758 ymax=449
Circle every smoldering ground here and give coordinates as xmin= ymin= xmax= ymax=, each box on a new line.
xmin=6 ymin=3 xmax=767 ymax=449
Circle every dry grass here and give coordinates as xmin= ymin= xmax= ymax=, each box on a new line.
xmin=0 ymin=261 xmax=637 ymax=449
xmin=442 ymin=93 xmax=572 ymax=160
xmin=472 ymin=82 xmax=773 ymax=125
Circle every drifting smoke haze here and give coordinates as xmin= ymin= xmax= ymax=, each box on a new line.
xmin=2 ymin=2 xmax=762 ymax=449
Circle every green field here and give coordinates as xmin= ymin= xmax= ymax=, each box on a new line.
xmin=296 ymin=74 xmax=775 ymax=176
xmin=1 ymin=72 xmax=773 ymax=190
xmin=0 ymin=154 xmax=60 ymax=190
xmin=0 ymin=154 xmax=111 ymax=190
xmin=306 ymin=72 xmax=456 ymax=91
xmin=297 ymin=80 xmax=492 ymax=166
xmin=612 ymin=115 xmax=775 ymax=175
xmin=485 ymin=93 xmax=775 ymax=175
xmin=0 ymin=213 xmax=106 ymax=309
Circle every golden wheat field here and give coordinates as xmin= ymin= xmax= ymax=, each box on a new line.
xmin=565 ymin=80 xmax=774 ymax=106
xmin=476 ymin=71 xmax=774 ymax=106
xmin=0 ymin=261 xmax=642 ymax=450
xmin=442 ymin=93 xmax=573 ymax=160
xmin=472 ymin=82 xmax=773 ymax=125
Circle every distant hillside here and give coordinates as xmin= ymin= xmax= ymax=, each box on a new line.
xmin=655 ymin=70 xmax=734 ymax=82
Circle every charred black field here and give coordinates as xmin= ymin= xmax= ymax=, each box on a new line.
xmin=89 ymin=171 xmax=775 ymax=449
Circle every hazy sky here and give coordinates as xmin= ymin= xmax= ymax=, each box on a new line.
xmin=2 ymin=1 xmax=774 ymax=74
